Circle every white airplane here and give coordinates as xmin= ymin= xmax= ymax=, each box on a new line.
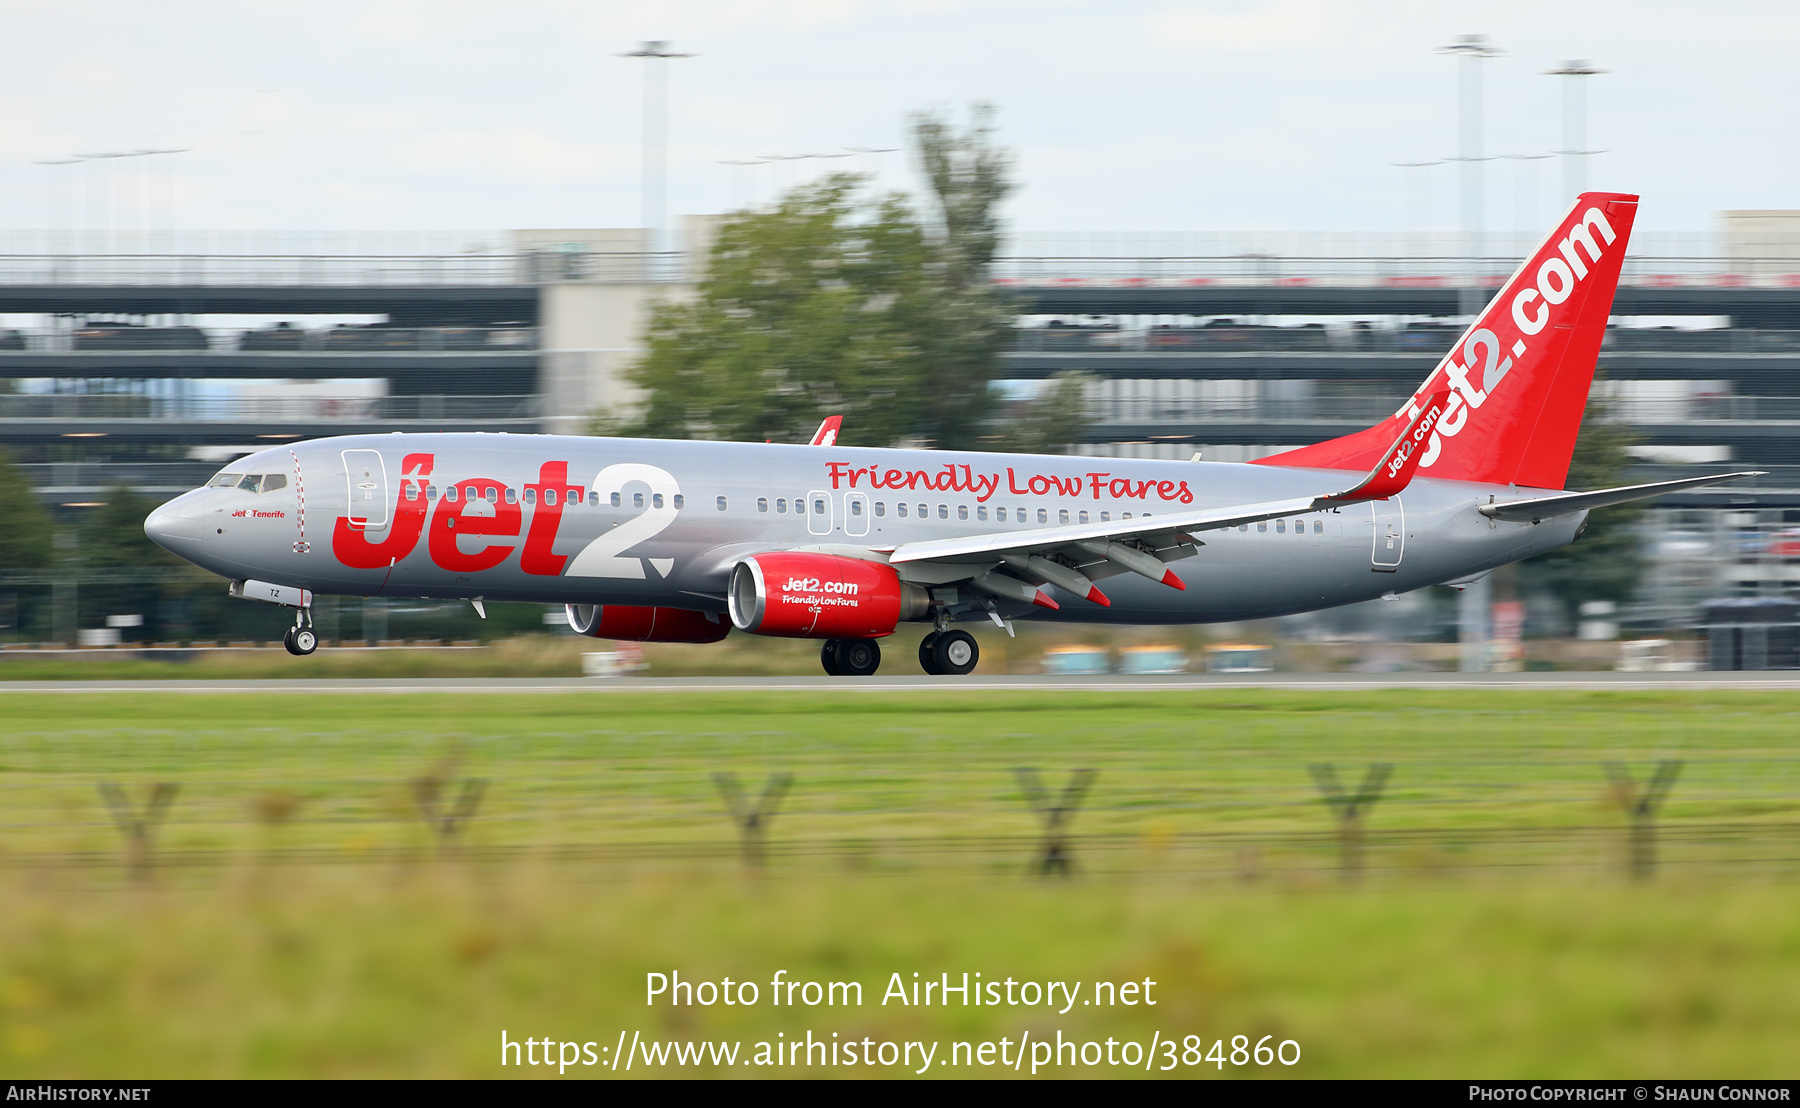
xmin=145 ymin=192 xmax=1753 ymax=675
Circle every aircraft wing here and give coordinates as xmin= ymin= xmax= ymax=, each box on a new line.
xmin=885 ymin=390 xmax=1455 ymax=606
xmin=1478 ymin=471 xmax=1764 ymax=523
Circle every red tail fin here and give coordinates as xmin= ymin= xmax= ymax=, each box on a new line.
xmin=1254 ymin=192 xmax=1639 ymax=490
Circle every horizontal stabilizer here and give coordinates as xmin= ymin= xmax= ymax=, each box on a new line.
xmin=1478 ymin=472 xmax=1764 ymax=522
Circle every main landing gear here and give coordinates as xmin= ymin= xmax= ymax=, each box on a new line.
xmin=816 ymin=627 xmax=981 ymax=677
xmin=821 ymin=637 xmax=881 ymax=677
xmin=283 ymin=608 xmax=318 ymax=657
xmin=918 ymin=629 xmax=979 ymax=676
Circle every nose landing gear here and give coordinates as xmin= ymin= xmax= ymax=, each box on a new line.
xmin=283 ymin=608 xmax=318 ymax=657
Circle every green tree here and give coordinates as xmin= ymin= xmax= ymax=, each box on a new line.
xmin=0 ymin=448 xmax=54 ymax=570
xmin=907 ymin=104 xmax=1018 ymax=448
xmin=982 ymin=373 xmax=1090 ymax=454
xmin=616 ymin=105 xmax=1060 ymax=450
xmin=626 ymin=176 xmax=929 ymax=446
xmin=1522 ymin=381 xmax=1646 ymax=610
xmin=72 ymin=484 xmax=214 ymax=641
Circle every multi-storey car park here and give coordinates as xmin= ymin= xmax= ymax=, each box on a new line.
xmin=2 ymin=217 xmax=1799 ymax=632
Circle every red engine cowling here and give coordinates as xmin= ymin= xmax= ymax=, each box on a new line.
xmin=728 ymin=552 xmax=928 ymax=639
xmin=565 ymin=604 xmax=730 ymax=644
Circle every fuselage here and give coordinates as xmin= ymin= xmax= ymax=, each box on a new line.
xmin=144 ymin=432 xmax=1582 ymax=625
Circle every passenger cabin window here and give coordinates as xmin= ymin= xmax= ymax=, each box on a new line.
xmin=426 ymin=485 xmax=438 ymax=500
xmin=1078 ymin=510 xmax=1088 ymax=524
xmin=777 ymin=498 xmax=787 ymax=513
xmin=918 ymin=504 xmax=928 ymax=518
xmin=757 ymin=497 xmax=768 ymax=513
xmin=633 ymin=492 xmax=645 ymax=509
xmin=545 ymin=489 xmax=557 ymax=506
xmin=977 ymin=506 xmax=987 ymax=521
xmin=897 ymin=503 xmax=908 ymax=518
xmin=673 ymin=494 xmax=684 ymax=509
xmin=875 ymin=502 xmax=886 ymax=517
xmin=1059 ymin=509 xmax=1070 ymax=524
xmin=1276 ymin=519 xmax=1286 ymax=533
xmin=795 ymin=499 xmax=806 ymax=515
xmin=716 ymin=496 xmax=727 ymax=511
xmin=588 ymin=491 xmax=598 ymax=507
xmin=851 ymin=500 xmax=863 ymax=516
xmin=1257 ymin=521 xmax=1268 ymax=532
xmin=652 ymin=493 xmax=664 ymax=509
xmin=1314 ymin=520 xmax=1323 ymax=534
xmin=485 ymin=487 xmax=498 ymax=503
xmin=610 ymin=492 xmax=622 ymax=508
xmin=445 ymin=485 xmax=459 ymax=502
xmin=505 ymin=488 xmax=517 ymax=504
xmin=1037 ymin=508 xmax=1048 ymax=523
xmin=997 ymin=507 xmax=1007 ymax=522
xmin=938 ymin=504 xmax=948 ymax=520
xmin=813 ymin=498 xmax=825 ymax=515
xmin=1100 ymin=512 xmax=1110 ymax=522
xmin=524 ymin=488 xmax=536 ymax=504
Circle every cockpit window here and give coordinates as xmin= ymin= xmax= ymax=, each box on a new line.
xmin=207 ymin=471 xmax=289 ymax=493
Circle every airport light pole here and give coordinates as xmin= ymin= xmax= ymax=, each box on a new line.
xmin=1437 ymin=34 xmax=1501 ymax=672
xmin=621 ymin=41 xmax=695 ymax=280
xmin=1544 ymin=61 xmax=1606 ymax=200
xmin=1437 ymin=34 xmax=1502 ymax=306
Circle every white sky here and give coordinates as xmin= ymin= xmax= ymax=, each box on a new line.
xmin=1 ymin=0 xmax=1795 ymax=238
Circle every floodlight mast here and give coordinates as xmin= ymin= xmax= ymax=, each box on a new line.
xmin=1545 ymin=61 xmax=1607 ymax=199
xmin=1436 ymin=33 xmax=1503 ymax=303
xmin=1436 ymin=33 xmax=1502 ymax=672
xmin=620 ymin=41 xmax=695 ymax=280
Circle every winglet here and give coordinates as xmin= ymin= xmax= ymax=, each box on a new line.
xmin=808 ymin=416 xmax=843 ymax=447
xmin=1322 ymin=389 xmax=1453 ymax=504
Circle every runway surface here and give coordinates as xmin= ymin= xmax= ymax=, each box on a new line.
xmin=2 ymin=672 xmax=1799 ymax=693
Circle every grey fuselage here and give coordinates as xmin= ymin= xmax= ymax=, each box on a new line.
xmin=143 ymin=433 xmax=1582 ymax=625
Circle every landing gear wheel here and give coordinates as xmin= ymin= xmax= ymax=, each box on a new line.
xmin=930 ymin=629 xmax=979 ymax=676
xmin=918 ymin=631 xmax=944 ymax=675
xmin=283 ymin=627 xmax=317 ymax=657
xmin=821 ymin=640 xmax=844 ymax=676
xmin=836 ymin=638 xmax=880 ymax=677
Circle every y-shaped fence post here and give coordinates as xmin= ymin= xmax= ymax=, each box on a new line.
xmin=1603 ymin=760 xmax=1682 ymax=880
xmin=1308 ymin=763 xmax=1393 ymax=881
xmin=411 ymin=776 xmax=488 ymax=855
xmin=97 ymin=782 xmax=179 ymax=882
xmin=1014 ymin=768 xmax=1097 ymax=877
xmin=714 ymin=772 xmax=793 ymax=869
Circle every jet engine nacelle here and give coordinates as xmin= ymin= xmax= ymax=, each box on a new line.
xmin=728 ymin=552 xmax=928 ymax=639
xmin=565 ymin=603 xmax=730 ymax=644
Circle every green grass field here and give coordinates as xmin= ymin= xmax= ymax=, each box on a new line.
xmin=1 ymin=689 xmax=1797 ymax=1078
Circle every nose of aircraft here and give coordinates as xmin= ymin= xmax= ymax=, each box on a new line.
xmin=144 ymin=490 xmax=209 ymax=556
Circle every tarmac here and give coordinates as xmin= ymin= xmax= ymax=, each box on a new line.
xmin=1 ymin=672 xmax=1798 ymax=693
